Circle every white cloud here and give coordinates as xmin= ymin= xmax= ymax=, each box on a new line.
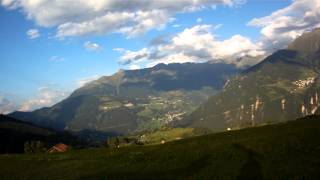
xmin=116 ymin=0 xmax=320 ymax=68
xmin=1 ymin=0 xmax=243 ymax=38
xmin=119 ymin=48 xmax=150 ymax=65
xmin=146 ymin=53 xmax=203 ymax=68
xmin=172 ymin=24 xmax=181 ymax=28
xmin=248 ymin=0 xmax=320 ymax=51
xmin=116 ymin=24 xmax=265 ymax=68
xmin=113 ymin=48 xmax=126 ymax=52
xmin=0 ymin=0 xmax=19 ymax=8
xmin=76 ymin=75 xmax=100 ymax=88
xmin=196 ymin=17 xmax=203 ymax=23
xmin=129 ymin=64 xmax=141 ymax=70
xmin=19 ymin=87 xmax=69 ymax=112
xmin=0 ymin=96 xmax=18 ymax=114
xmin=56 ymin=12 xmax=136 ymax=38
xmin=118 ymin=10 xmax=174 ymax=38
xmin=84 ymin=41 xmax=103 ymax=52
xmin=213 ymin=24 xmax=223 ymax=30
xmin=26 ymin=28 xmax=40 ymax=39
xmin=49 ymin=56 xmax=65 ymax=62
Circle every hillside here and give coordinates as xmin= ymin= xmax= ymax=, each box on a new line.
xmin=288 ymin=28 xmax=320 ymax=53
xmin=0 ymin=115 xmax=320 ymax=179
xmin=180 ymin=28 xmax=320 ymax=131
xmin=10 ymin=62 xmax=239 ymax=135
xmin=0 ymin=115 xmax=79 ymax=153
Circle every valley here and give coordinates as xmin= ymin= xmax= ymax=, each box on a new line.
xmin=1 ymin=1 xmax=320 ymax=179
xmin=9 ymin=63 xmax=238 ymax=135
xmin=1 ymin=115 xmax=320 ymax=179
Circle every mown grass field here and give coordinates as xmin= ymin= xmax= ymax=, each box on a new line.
xmin=1 ymin=116 xmax=320 ymax=179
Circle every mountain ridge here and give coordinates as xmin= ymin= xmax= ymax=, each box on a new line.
xmin=0 ymin=114 xmax=79 ymax=153
xmin=180 ymin=28 xmax=320 ymax=132
xmin=10 ymin=62 xmax=239 ymax=135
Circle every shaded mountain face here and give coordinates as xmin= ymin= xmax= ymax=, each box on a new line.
xmin=181 ymin=28 xmax=320 ymax=132
xmin=0 ymin=115 xmax=78 ymax=153
xmin=10 ymin=63 xmax=239 ymax=135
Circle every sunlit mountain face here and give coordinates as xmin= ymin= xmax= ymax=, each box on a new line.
xmin=1 ymin=1 xmax=320 ymax=179
xmin=180 ymin=28 xmax=320 ymax=131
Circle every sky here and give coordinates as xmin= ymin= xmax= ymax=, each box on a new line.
xmin=0 ymin=0 xmax=320 ymax=114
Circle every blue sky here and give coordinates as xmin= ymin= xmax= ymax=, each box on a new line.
xmin=1 ymin=0 xmax=319 ymax=113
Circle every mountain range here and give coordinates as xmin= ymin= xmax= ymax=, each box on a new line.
xmin=8 ymin=28 xmax=320 ymax=137
xmin=9 ymin=63 xmax=239 ymax=135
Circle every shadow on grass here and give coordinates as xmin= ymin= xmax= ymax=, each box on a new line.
xmin=233 ymin=144 xmax=263 ymax=180
xmin=78 ymin=144 xmax=263 ymax=180
xmin=78 ymin=155 xmax=211 ymax=180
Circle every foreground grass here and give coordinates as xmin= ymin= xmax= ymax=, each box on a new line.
xmin=139 ymin=127 xmax=195 ymax=144
xmin=1 ymin=116 xmax=320 ymax=179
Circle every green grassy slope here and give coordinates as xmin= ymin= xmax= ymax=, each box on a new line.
xmin=1 ymin=116 xmax=320 ymax=179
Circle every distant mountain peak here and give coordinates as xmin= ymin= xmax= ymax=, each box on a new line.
xmin=153 ymin=63 xmax=167 ymax=69
xmin=287 ymin=28 xmax=320 ymax=53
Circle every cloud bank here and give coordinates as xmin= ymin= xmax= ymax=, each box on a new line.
xmin=1 ymin=0 xmax=242 ymax=38
xmin=248 ymin=0 xmax=320 ymax=51
xmin=116 ymin=25 xmax=264 ymax=68
xmin=116 ymin=0 xmax=320 ymax=68
xmin=19 ymin=87 xmax=69 ymax=112
xmin=0 ymin=87 xmax=69 ymax=114
xmin=0 ymin=96 xmax=18 ymax=114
